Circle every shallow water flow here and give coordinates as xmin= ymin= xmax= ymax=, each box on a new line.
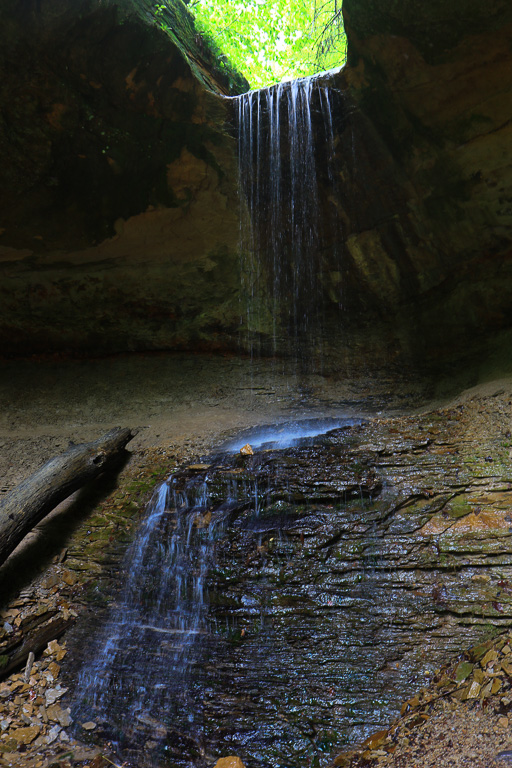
xmin=73 ymin=476 xmax=229 ymax=764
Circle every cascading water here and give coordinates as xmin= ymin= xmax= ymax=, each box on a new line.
xmin=73 ymin=474 xmax=234 ymax=766
xmin=71 ymin=424 xmax=385 ymax=768
xmin=69 ymin=405 xmax=508 ymax=768
xmin=236 ymin=74 xmax=343 ymax=365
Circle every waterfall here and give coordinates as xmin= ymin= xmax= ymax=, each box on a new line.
xmin=73 ymin=475 xmax=229 ymax=765
xmin=235 ymin=74 xmax=343 ymax=366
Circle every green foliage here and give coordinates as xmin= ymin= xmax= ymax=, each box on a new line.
xmin=188 ymin=0 xmax=347 ymax=88
xmin=150 ymin=0 xmax=248 ymax=94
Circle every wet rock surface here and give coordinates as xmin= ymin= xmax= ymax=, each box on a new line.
xmin=1 ymin=361 xmax=512 ymax=768
xmin=62 ymin=384 xmax=512 ymax=768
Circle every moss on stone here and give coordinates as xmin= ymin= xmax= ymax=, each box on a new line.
xmin=445 ymin=496 xmax=472 ymax=520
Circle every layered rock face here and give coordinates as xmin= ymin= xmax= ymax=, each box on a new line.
xmin=0 ymin=0 xmax=246 ymax=355
xmin=66 ymin=397 xmax=512 ymax=766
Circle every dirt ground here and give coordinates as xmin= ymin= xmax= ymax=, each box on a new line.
xmin=1 ymin=351 xmax=512 ymax=768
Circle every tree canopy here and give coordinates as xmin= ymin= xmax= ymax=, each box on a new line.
xmin=187 ymin=0 xmax=347 ymax=88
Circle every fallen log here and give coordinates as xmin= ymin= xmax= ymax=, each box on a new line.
xmin=0 ymin=427 xmax=134 ymax=568
xmin=0 ymin=614 xmax=74 ymax=679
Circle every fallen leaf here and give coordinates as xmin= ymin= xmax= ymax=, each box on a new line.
xmin=214 ymin=758 xmax=246 ymax=768
xmin=454 ymin=661 xmax=473 ymax=682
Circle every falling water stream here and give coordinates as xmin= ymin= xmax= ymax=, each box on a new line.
xmin=236 ymin=73 xmax=343 ymax=362
xmin=74 ymin=469 xmax=248 ymax=765
xmin=73 ymin=75 xmax=350 ymax=764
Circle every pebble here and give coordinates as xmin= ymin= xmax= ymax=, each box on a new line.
xmin=11 ymin=725 xmax=40 ymax=744
xmin=45 ymin=724 xmax=61 ymax=744
xmin=44 ymin=685 xmax=68 ymax=707
xmin=46 ymin=704 xmax=72 ymax=727
xmin=44 ymin=640 xmax=67 ymax=663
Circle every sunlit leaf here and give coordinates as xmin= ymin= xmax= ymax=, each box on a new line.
xmin=189 ymin=0 xmax=347 ymax=88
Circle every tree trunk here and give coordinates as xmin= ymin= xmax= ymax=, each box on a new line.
xmin=0 ymin=427 xmax=134 ymax=567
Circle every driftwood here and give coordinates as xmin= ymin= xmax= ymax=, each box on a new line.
xmin=0 ymin=427 xmax=134 ymax=568
xmin=0 ymin=613 xmax=74 ymax=679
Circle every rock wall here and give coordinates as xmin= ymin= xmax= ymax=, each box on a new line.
xmin=0 ymin=0 xmax=246 ymax=355
xmin=337 ymin=0 xmax=512 ymax=369
xmin=65 ymin=396 xmax=512 ymax=765
xmin=1 ymin=0 xmax=511 ymax=372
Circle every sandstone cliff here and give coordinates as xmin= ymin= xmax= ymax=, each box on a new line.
xmin=0 ymin=0 xmax=246 ymax=355
xmin=337 ymin=0 xmax=512 ymax=369
xmin=0 ymin=0 xmax=511 ymax=373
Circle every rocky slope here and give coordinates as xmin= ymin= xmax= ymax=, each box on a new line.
xmin=0 ymin=369 xmax=512 ymax=767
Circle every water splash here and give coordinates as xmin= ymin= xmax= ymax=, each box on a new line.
xmin=221 ymin=416 xmax=362 ymax=452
